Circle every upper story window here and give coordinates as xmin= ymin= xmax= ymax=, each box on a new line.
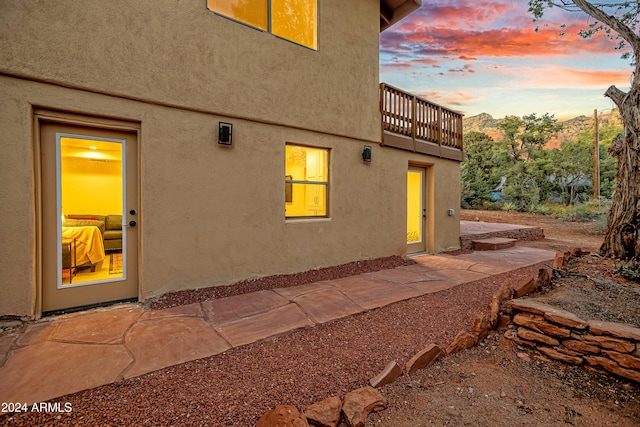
xmin=207 ymin=0 xmax=318 ymax=50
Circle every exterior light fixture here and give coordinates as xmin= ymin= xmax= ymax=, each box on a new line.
xmin=218 ymin=122 xmax=233 ymax=145
xmin=362 ymin=145 xmax=372 ymax=162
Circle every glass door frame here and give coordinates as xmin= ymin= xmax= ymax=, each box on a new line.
xmin=55 ymin=133 xmax=128 ymax=289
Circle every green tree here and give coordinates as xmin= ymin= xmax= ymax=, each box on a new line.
xmin=497 ymin=113 xmax=562 ymax=210
xmin=529 ymin=1 xmax=640 ymax=258
xmin=550 ymin=138 xmax=593 ymax=205
xmin=460 ymin=131 xmax=509 ymax=208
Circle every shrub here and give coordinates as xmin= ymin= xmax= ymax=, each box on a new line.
xmin=618 ymin=261 xmax=640 ymax=282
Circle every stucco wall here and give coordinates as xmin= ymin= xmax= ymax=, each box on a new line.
xmin=0 ymin=76 xmax=461 ymax=318
xmin=0 ymin=0 xmax=380 ymax=142
xmin=0 ymin=0 xmax=462 ymax=318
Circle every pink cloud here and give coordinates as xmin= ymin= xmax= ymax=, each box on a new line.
xmin=380 ymin=0 xmax=625 ymax=63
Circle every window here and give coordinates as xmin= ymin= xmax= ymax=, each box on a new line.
xmin=207 ymin=0 xmax=318 ymax=50
xmin=285 ymin=145 xmax=329 ymax=218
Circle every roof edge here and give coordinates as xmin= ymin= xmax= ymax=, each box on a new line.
xmin=380 ymin=0 xmax=422 ymax=32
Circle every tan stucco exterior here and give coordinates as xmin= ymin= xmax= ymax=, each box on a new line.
xmin=0 ymin=0 xmax=461 ymax=318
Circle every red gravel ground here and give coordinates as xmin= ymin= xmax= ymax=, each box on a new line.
xmin=1 ymin=210 xmax=639 ymax=426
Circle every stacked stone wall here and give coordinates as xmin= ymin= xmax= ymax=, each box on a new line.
xmin=506 ymin=299 xmax=640 ymax=384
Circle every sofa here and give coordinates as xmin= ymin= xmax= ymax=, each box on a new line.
xmin=63 ymin=214 xmax=123 ymax=252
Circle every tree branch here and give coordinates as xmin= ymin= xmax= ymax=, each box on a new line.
xmin=605 ymin=85 xmax=627 ymax=107
xmin=572 ymin=0 xmax=640 ymax=49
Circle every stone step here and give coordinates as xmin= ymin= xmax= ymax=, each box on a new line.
xmin=472 ymin=237 xmax=517 ymax=251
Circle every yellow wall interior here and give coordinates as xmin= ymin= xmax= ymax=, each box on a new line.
xmin=60 ymin=138 xmax=122 ymax=216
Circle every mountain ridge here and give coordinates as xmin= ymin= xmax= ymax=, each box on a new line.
xmin=463 ymin=111 xmax=622 ymax=147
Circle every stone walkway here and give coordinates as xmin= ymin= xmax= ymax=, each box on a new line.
xmin=0 ymin=243 xmax=555 ymax=406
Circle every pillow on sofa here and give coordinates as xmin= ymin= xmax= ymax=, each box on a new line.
xmin=105 ymin=215 xmax=123 ymax=230
xmin=67 ymin=214 xmax=107 ymax=223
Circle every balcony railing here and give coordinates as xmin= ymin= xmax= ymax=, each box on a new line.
xmin=380 ymin=83 xmax=463 ymax=158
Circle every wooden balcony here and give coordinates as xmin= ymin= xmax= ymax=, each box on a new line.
xmin=380 ymin=83 xmax=464 ymax=161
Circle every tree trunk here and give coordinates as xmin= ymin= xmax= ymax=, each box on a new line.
xmin=599 ymin=87 xmax=640 ymax=259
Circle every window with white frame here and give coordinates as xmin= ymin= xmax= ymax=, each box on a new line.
xmin=207 ymin=0 xmax=318 ymax=50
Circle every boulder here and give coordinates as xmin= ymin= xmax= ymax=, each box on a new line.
xmin=341 ymin=386 xmax=387 ymax=427
xmin=446 ymin=331 xmax=476 ymax=355
xmin=257 ymin=405 xmax=310 ymax=427
xmin=304 ymin=396 xmax=342 ymax=427
xmin=473 ymin=313 xmax=491 ymax=344
xmin=553 ymin=251 xmax=568 ymax=270
xmin=370 ymin=361 xmax=403 ymax=388
xmin=405 ymin=344 xmax=444 ymax=375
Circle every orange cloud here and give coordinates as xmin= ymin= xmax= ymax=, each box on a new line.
xmin=417 ymin=90 xmax=477 ymax=110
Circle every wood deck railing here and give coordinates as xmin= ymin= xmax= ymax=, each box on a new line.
xmin=380 ymin=83 xmax=464 ymax=155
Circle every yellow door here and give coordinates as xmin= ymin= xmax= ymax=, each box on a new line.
xmin=407 ymin=167 xmax=426 ymax=254
xmin=40 ymin=121 xmax=139 ymax=313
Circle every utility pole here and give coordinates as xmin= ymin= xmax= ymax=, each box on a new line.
xmin=593 ymin=109 xmax=600 ymax=201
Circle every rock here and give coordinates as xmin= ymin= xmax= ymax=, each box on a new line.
xmin=510 ymin=299 xmax=550 ymax=316
xmin=514 ymin=268 xmax=552 ymax=298
xmin=490 ymin=281 xmax=513 ymax=327
xmin=553 ymin=345 xmax=582 ymax=357
xmin=580 ymin=334 xmax=636 ymax=353
xmin=257 ymin=405 xmax=310 ymax=427
xmin=584 ymin=356 xmax=640 ymax=383
xmin=513 ymin=276 xmax=536 ymax=299
xmin=370 ymin=361 xmax=403 ymax=388
xmin=473 ymin=313 xmax=490 ymax=344
xmin=517 ymin=327 xmax=560 ymax=346
xmin=405 ymin=344 xmax=444 ymax=375
xmin=503 ymin=329 xmax=535 ymax=348
xmin=602 ymin=350 xmax=640 ymax=370
xmin=553 ymin=251 xmax=567 ymax=270
xmin=500 ymin=391 xmax=507 ymax=398
xmin=513 ymin=313 xmax=571 ymax=338
xmin=342 ymin=386 xmax=387 ymax=427
xmin=517 ymin=352 xmax=531 ymax=362
xmin=544 ymin=309 xmax=588 ymax=330
xmin=588 ymin=320 xmax=640 ymax=341
xmin=446 ymin=331 xmax=476 ymax=355
xmin=561 ymin=339 xmax=600 ymax=355
xmin=0 ymin=320 xmax=22 ymax=330
xmin=498 ymin=315 xmax=511 ymax=329
xmin=537 ymin=346 xmax=583 ymax=365
xmin=304 ymin=396 xmax=342 ymax=427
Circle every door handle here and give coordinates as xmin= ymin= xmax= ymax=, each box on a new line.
xmin=128 ymin=220 xmax=137 ymax=227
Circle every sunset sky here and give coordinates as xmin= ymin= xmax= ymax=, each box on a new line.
xmin=379 ymin=1 xmax=633 ymax=120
